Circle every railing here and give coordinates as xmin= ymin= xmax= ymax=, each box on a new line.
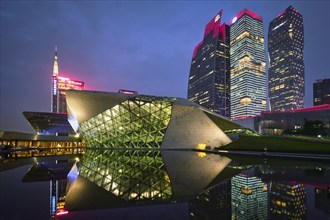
xmin=0 ymin=146 xmax=86 ymax=163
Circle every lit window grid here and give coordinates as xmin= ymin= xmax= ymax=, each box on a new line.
xmin=79 ymin=149 xmax=172 ymax=201
xmin=230 ymin=71 xmax=266 ymax=119
xmin=80 ymin=97 xmax=174 ymax=149
xmin=231 ymin=174 xmax=268 ymax=220
xmin=188 ymin=28 xmax=230 ymax=117
xmin=230 ymin=14 xmax=266 ymax=119
xmin=268 ymin=7 xmax=304 ymax=110
xmin=269 ymin=182 xmax=306 ymax=218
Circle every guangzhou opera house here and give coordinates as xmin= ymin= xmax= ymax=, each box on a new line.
xmin=66 ymin=90 xmax=242 ymax=150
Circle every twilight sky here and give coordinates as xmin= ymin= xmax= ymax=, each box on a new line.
xmin=1 ymin=1 xmax=329 ymax=133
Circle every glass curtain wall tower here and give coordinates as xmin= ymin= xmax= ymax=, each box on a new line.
xmin=188 ymin=10 xmax=231 ymax=118
xmin=268 ymin=6 xmax=304 ymax=110
xmin=229 ymin=9 xmax=266 ymax=119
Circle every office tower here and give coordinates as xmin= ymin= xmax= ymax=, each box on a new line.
xmin=313 ymin=79 xmax=330 ymax=106
xmin=231 ymin=174 xmax=268 ymax=220
xmin=51 ymin=48 xmax=85 ymax=113
xmin=188 ymin=10 xmax=231 ymax=117
xmin=230 ymin=9 xmax=266 ymax=119
xmin=269 ymin=6 xmax=305 ymax=110
xmin=270 ymin=182 xmax=306 ymax=219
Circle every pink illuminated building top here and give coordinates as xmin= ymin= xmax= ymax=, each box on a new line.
xmin=192 ymin=10 xmax=227 ymax=59
xmin=57 ymin=76 xmax=85 ymax=91
xmin=276 ymin=6 xmax=301 ymax=18
xmin=192 ymin=41 xmax=203 ymax=59
xmin=229 ymin=8 xmax=262 ymax=26
xmin=203 ymin=10 xmax=223 ymax=37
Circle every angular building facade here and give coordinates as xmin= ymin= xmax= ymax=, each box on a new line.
xmin=66 ymin=90 xmax=241 ymax=150
xmin=188 ymin=10 xmax=231 ymax=118
xmin=230 ymin=9 xmax=267 ymax=119
xmin=268 ymin=6 xmax=305 ymax=110
xmin=313 ymin=79 xmax=330 ymax=106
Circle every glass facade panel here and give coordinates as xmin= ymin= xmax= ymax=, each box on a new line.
xmin=79 ymin=149 xmax=172 ymax=201
xmin=80 ymin=97 xmax=175 ymax=149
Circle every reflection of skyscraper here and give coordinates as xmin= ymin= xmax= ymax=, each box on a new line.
xmin=229 ymin=9 xmax=266 ymax=119
xmin=51 ymin=48 xmax=85 ymax=113
xmin=268 ymin=6 xmax=305 ymax=110
xmin=269 ymin=182 xmax=306 ymax=220
xmin=189 ymin=180 xmax=231 ymax=220
xmin=231 ymin=174 xmax=268 ymax=219
xmin=315 ymin=187 xmax=330 ymax=215
xmin=187 ymin=10 xmax=231 ymax=117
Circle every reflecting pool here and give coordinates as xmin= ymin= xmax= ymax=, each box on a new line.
xmin=0 ymin=150 xmax=329 ymax=220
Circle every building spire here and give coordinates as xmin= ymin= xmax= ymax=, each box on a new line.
xmin=53 ymin=46 xmax=59 ymax=77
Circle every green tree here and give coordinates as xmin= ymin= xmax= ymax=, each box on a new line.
xmin=303 ymin=120 xmax=327 ymax=136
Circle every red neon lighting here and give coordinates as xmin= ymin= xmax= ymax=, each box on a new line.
xmin=262 ymin=104 xmax=330 ymax=115
xmin=277 ymin=9 xmax=286 ymax=18
xmin=204 ymin=10 xmax=223 ymax=37
xmin=56 ymin=211 xmax=69 ymax=216
xmin=192 ymin=41 xmax=203 ymax=59
xmin=234 ymin=115 xmax=259 ymax=120
xmin=192 ymin=10 xmax=229 ymax=59
xmin=219 ymin=23 xmax=226 ymax=41
xmin=56 ymin=75 xmax=85 ymax=90
xmin=229 ymin=8 xmax=262 ymax=25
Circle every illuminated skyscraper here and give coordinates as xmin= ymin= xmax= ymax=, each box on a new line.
xmin=231 ymin=174 xmax=268 ymax=220
xmin=51 ymin=48 xmax=85 ymax=113
xmin=188 ymin=10 xmax=231 ymax=117
xmin=230 ymin=9 xmax=267 ymax=119
xmin=313 ymin=79 xmax=330 ymax=106
xmin=268 ymin=6 xmax=304 ymax=110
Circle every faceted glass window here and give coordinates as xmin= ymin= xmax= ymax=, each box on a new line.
xmin=80 ymin=149 xmax=172 ymax=201
xmin=80 ymin=96 xmax=175 ymax=149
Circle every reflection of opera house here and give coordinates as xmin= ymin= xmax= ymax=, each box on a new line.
xmin=65 ymin=149 xmax=233 ymax=211
xmin=66 ymin=90 xmax=241 ymax=150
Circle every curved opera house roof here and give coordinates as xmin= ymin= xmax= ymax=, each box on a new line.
xmin=66 ymin=90 xmax=241 ymax=150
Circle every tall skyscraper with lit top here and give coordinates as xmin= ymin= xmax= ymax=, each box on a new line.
xmin=268 ymin=6 xmax=304 ymax=111
xmin=51 ymin=48 xmax=85 ymax=113
xmin=188 ymin=10 xmax=231 ymax=117
xmin=230 ymin=9 xmax=267 ymax=120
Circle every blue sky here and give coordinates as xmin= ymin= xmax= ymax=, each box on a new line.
xmin=1 ymin=0 xmax=329 ymax=133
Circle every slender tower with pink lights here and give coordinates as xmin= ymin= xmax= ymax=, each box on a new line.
xmin=51 ymin=48 xmax=85 ymax=113
xmin=52 ymin=47 xmax=59 ymax=113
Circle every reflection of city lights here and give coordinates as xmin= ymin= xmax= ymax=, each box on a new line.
xmin=56 ymin=210 xmax=69 ymax=216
